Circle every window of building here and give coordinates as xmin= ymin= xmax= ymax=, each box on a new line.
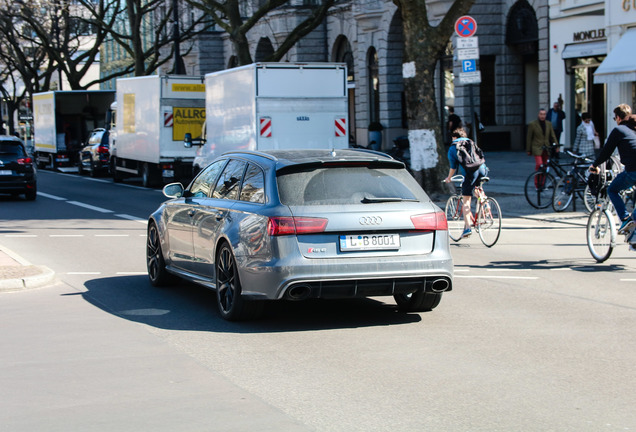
xmin=367 ymin=48 xmax=380 ymax=124
xmin=480 ymin=56 xmax=496 ymax=125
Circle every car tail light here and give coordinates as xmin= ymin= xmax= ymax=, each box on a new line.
xmin=17 ymin=157 xmax=33 ymax=164
xmin=161 ymin=163 xmax=174 ymax=170
xmin=410 ymin=212 xmax=448 ymax=231
xmin=268 ymin=217 xmax=328 ymax=236
xmin=97 ymin=145 xmax=109 ymax=154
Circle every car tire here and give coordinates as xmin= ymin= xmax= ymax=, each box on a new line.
xmin=146 ymin=222 xmax=174 ymax=286
xmin=89 ymin=160 xmax=97 ymax=178
xmin=394 ymin=291 xmax=442 ymax=312
xmin=111 ymin=158 xmax=123 ymax=183
xmin=24 ymin=187 xmax=37 ymax=201
xmin=78 ymin=161 xmax=85 ymax=175
xmin=215 ymin=243 xmax=263 ymax=321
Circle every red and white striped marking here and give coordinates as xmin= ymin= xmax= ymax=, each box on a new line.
xmin=164 ymin=112 xmax=173 ymax=127
xmin=335 ymin=118 xmax=346 ymax=137
xmin=260 ymin=117 xmax=272 ymax=137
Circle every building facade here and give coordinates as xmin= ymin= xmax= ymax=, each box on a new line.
xmin=549 ymin=0 xmax=636 ymax=148
xmin=102 ymin=0 xmax=551 ymax=152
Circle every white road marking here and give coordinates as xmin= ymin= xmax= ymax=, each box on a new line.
xmin=116 ymin=214 xmax=147 ymax=224
xmin=486 ymin=269 xmax=530 ymax=272
xmin=3 ymin=234 xmax=37 ymax=238
xmin=116 ymin=272 xmax=147 ymax=275
xmin=95 ymin=234 xmax=129 ymax=237
xmin=49 ymin=234 xmax=84 ymax=237
xmin=455 ymin=275 xmax=539 ymax=280
xmin=67 ymin=201 xmax=114 ymax=213
xmin=67 ymin=272 xmax=101 ymax=275
xmin=38 ymin=192 xmax=67 ymax=201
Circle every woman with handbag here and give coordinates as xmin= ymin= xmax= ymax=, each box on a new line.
xmin=573 ymin=112 xmax=599 ymax=156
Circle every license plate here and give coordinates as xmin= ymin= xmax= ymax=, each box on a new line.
xmin=162 ymin=169 xmax=175 ymax=178
xmin=0 ymin=170 xmax=11 ymax=175
xmin=339 ymin=234 xmax=400 ymax=251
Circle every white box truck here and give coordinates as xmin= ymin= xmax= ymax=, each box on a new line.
xmin=186 ymin=63 xmax=349 ymax=174
xmin=109 ymin=75 xmax=205 ymax=187
xmin=32 ymin=90 xmax=115 ymax=171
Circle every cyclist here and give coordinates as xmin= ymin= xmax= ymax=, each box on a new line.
xmin=444 ymin=127 xmax=488 ymax=239
xmin=589 ymin=103 xmax=636 ymax=243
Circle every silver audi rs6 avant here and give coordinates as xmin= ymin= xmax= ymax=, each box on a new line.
xmin=147 ymin=149 xmax=453 ymax=320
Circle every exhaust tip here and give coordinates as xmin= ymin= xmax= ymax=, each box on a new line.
xmin=430 ymin=278 xmax=450 ymax=293
xmin=286 ymin=284 xmax=312 ymax=301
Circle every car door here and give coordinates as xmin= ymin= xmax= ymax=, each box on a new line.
xmin=163 ymin=159 xmax=226 ymax=273
xmin=191 ymin=158 xmax=248 ymax=277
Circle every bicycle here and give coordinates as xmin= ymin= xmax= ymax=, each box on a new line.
xmin=524 ymin=144 xmax=568 ymax=209
xmin=444 ymin=175 xmax=502 ymax=247
xmin=552 ymin=150 xmax=595 ymax=212
xmin=586 ymin=170 xmax=618 ymax=262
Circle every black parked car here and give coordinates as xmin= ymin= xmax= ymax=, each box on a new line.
xmin=78 ymin=128 xmax=110 ymax=177
xmin=0 ymin=136 xmax=37 ymax=200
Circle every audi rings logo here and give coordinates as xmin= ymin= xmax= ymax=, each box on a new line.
xmin=359 ymin=216 xmax=382 ymax=225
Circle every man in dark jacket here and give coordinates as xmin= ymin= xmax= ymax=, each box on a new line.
xmin=590 ymin=104 xmax=636 ymax=241
xmin=547 ymin=102 xmax=566 ymax=143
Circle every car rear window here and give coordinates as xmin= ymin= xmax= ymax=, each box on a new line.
xmin=276 ymin=166 xmax=429 ymax=206
xmin=0 ymin=142 xmax=25 ymax=158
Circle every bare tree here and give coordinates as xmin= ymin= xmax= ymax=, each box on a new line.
xmin=393 ymin=0 xmax=475 ymax=193
xmin=186 ymin=0 xmax=336 ymax=65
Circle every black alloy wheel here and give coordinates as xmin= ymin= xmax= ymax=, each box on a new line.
xmin=146 ymin=222 xmax=173 ymax=286
xmin=215 ymin=243 xmax=263 ymax=321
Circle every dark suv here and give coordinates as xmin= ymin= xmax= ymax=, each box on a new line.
xmin=0 ymin=136 xmax=37 ymax=200
xmin=78 ymin=128 xmax=110 ymax=177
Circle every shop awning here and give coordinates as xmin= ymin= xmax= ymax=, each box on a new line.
xmin=561 ymin=41 xmax=606 ymax=59
xmin=594 ymin=28 xmax=636 ymax=83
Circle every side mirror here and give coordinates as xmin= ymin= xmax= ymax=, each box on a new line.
xmin=163 ymin=182 xmax=184 ymax=198
xmin=184 ymin=133 xmax=192 ymax=148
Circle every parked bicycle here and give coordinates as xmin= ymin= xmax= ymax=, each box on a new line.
xmin=445 ymin=175 xmax=502 ymax=247
xmin=552 ymin=150 xmax=595 ymax=212
xmin=524 ymin=144 xmax=567 ymax=209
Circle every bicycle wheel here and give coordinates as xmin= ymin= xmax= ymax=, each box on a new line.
xmin=586 ymin=209 xmax=616 ymax=263
xmin=524 ymin=171 xmax=556 ymax=209
xmin=476 ymin=197 xmax=502 ymax=247
xmin=553 ymin=174 xmax=575 ymax=212
xmin=445 ymin=195 xmax=464 ymax=242
xmin=583 ymin=185 xmax=596 ymax=213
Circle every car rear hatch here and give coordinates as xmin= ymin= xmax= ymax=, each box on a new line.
xmin=0 ymin=143 xmax=31 ymax=182
xmin=274 ymin=160 xmax=446 ymax=259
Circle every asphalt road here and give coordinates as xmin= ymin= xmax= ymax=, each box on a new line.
xmin=1 ymin=168 xmax=635 ymax=431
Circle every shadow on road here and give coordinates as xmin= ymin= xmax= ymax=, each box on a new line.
xmin=462 ymin=259 xmax=630 ymax=273
xmin=79 ymin=275 xmax=422 ymax=333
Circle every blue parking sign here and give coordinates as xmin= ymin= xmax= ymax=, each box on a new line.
xmin=462 ymin=60 xmax=476 ymax=73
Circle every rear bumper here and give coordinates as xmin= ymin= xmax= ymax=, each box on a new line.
xmin=0 ymin=177 xmax=36 ymax=193
xmin=236 ymin=238 xmax=453 ymax=301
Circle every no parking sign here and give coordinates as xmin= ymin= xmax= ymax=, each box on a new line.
xmin=455 ymin=16 xmax=477 ymax=38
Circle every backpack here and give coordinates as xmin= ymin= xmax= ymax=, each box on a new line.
xmin=455 ymin=138 xmax=485 ymax=170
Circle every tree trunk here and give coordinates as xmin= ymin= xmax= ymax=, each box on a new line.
xmin=395 ymin=0 xmax=475 ymax=194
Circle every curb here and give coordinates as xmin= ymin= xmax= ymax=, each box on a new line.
xmin=0 ymin=246 xmax=56 ymax=292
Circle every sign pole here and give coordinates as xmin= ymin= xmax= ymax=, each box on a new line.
xmin=454 ymin=16 xmax=480 ymax=146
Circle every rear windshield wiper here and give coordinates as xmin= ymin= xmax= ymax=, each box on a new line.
xmin=361 ymin=197 xmax=418 ymax=203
